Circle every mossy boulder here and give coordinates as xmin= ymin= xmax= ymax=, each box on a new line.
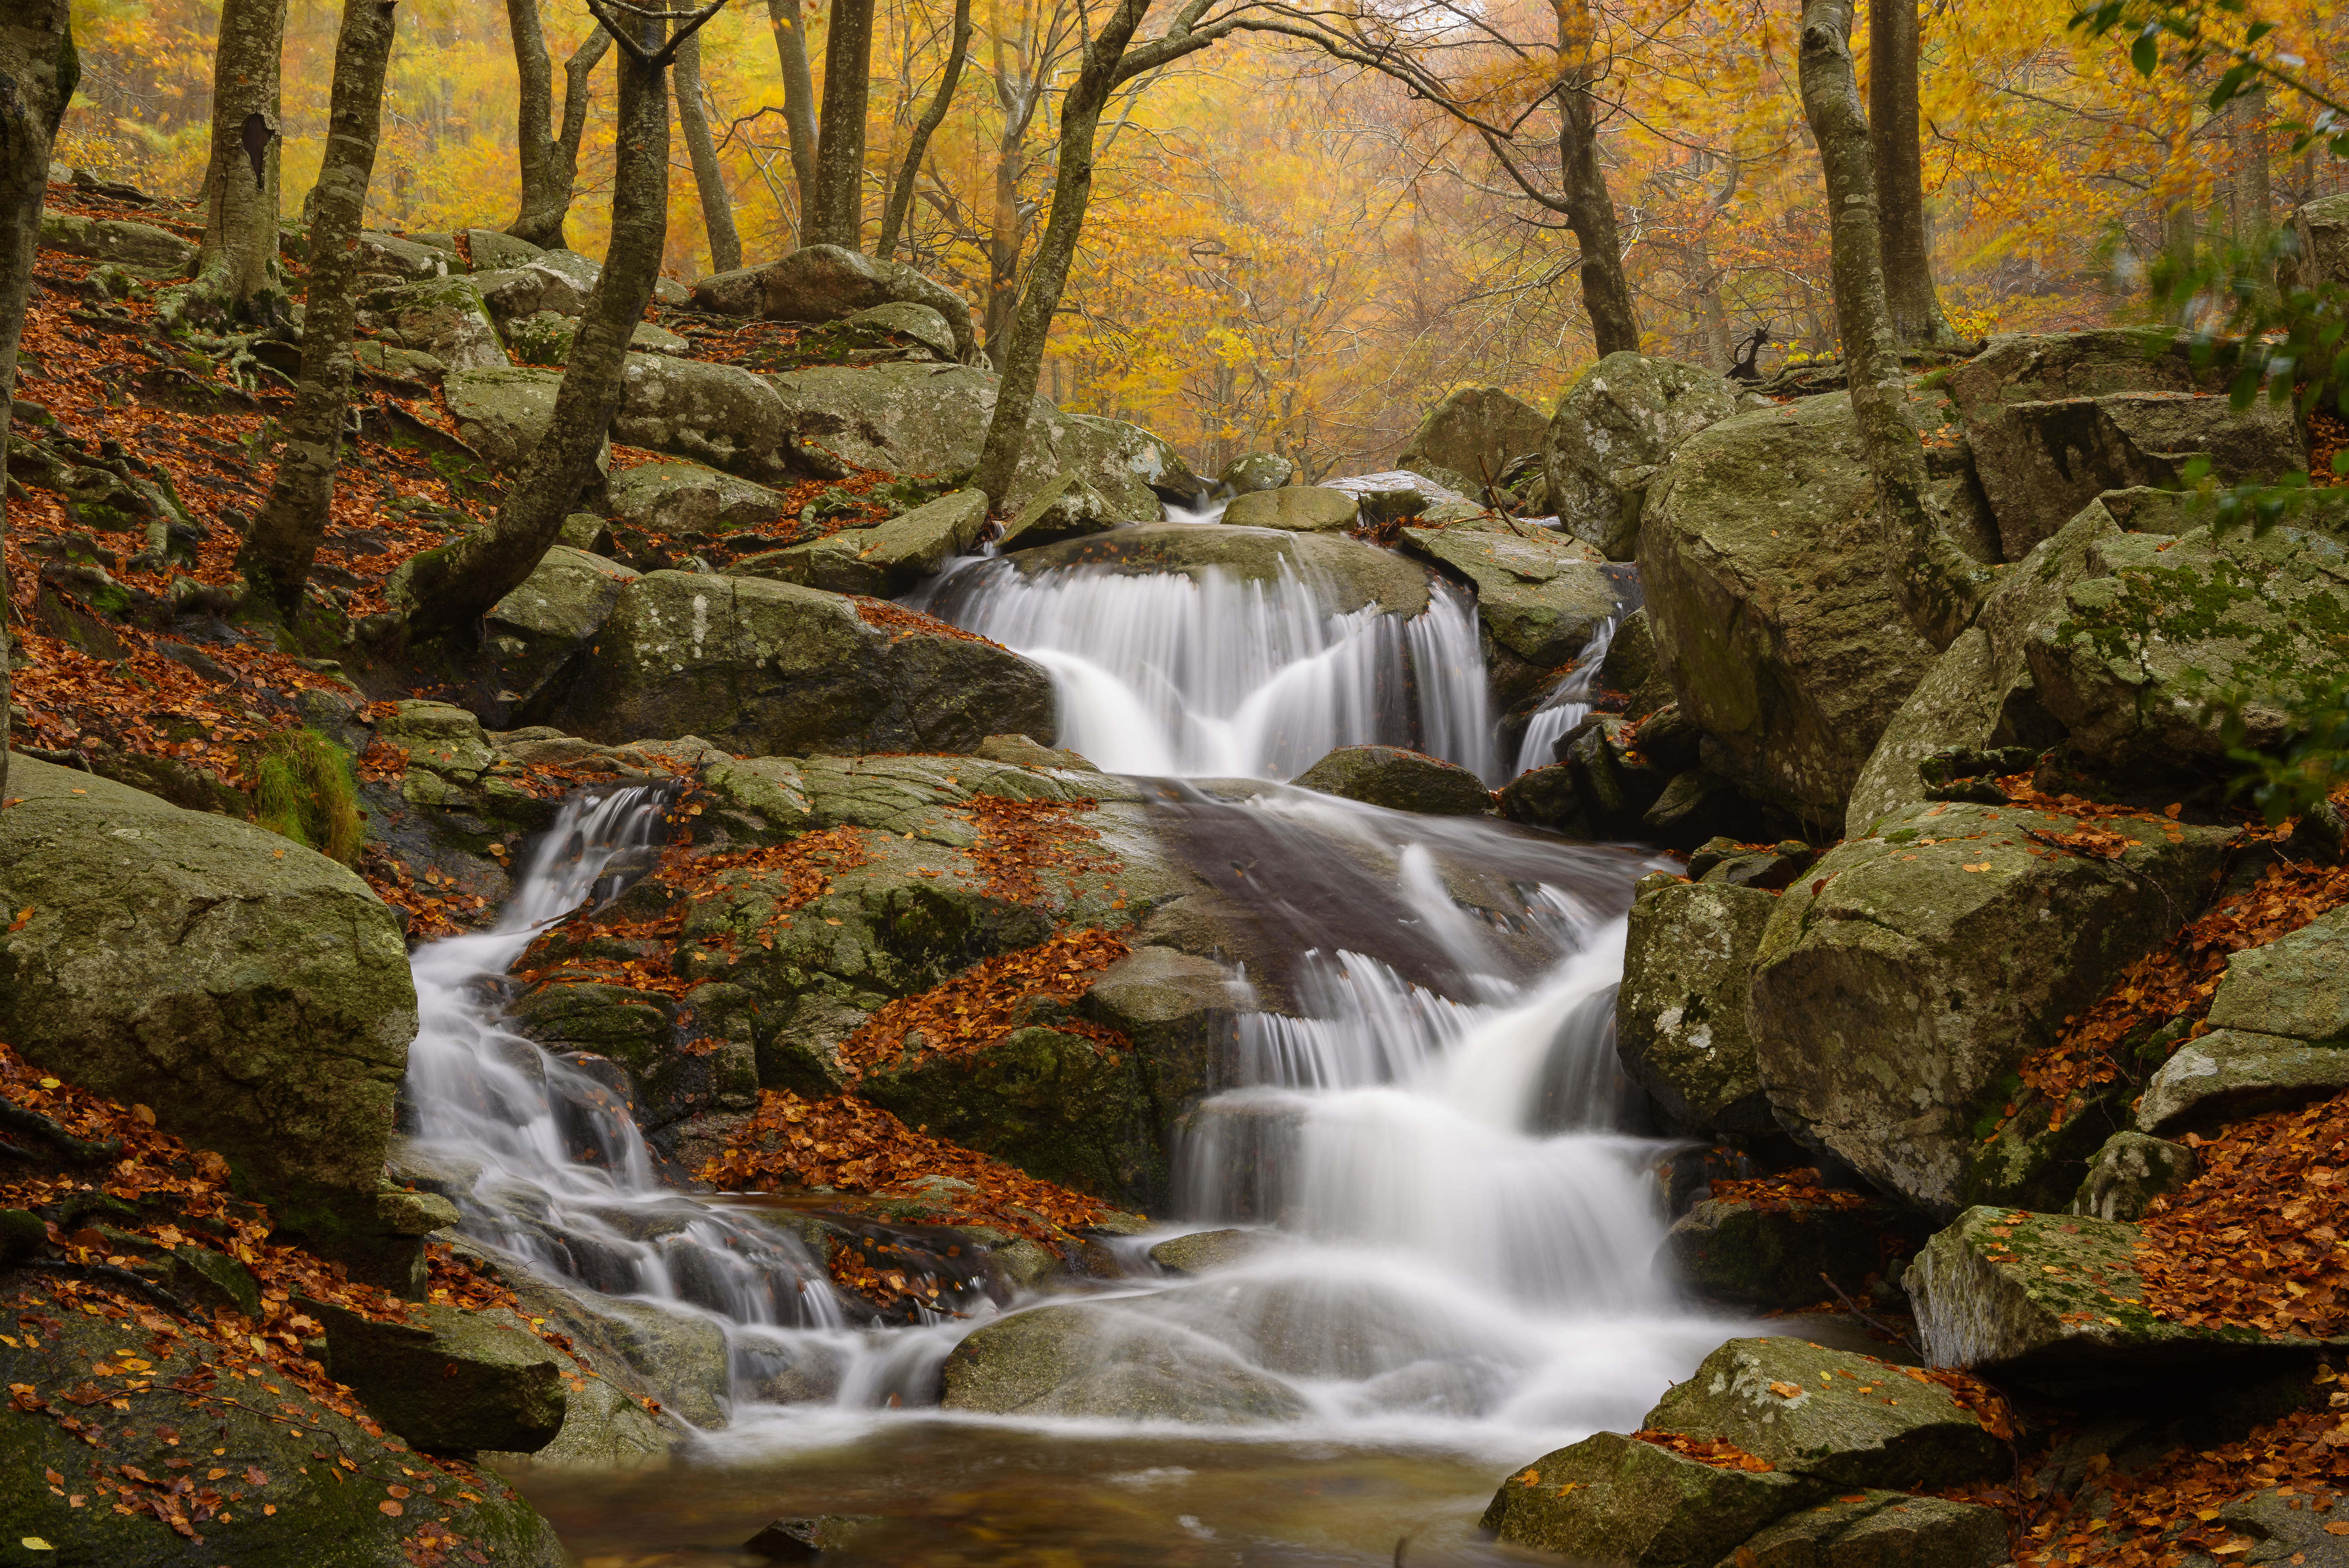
xmin=38 ymin=211 xmax=194 ymax=271
xmin=1399 ymin=386 xmax=1550 ymax=499
xmin=1747 ymin=798 xmax=2234 ymax=1216
xmin=604 ymin=458 xmax=790 ymax=547
xmin=0 ymin=759 xmax=415 ymax=1250
xmin=1291 ymin=744 xmax=1494 ymax=814
xmin=1221 ymin=485 xmax=1360 ymax=531
xmin=2203 ymin=895 xmax=2349 ymax=1041
xmin=1544 ymin=352 xmax=1739 ymax=559
xmin=706 ymin=243 xmax=978 ymax=362
xmin=314 ymin=1302 xmax=567 ymax=1454
xmin=2135 ymin=1029 xmax=2349 ymax=1137
xmin=940 ymin=1301 xmax=1306 ymax=1422
xmin=1399 ymin=524 xmax=1616 ymax=669
xmin=473 ymin=545 xmax=636 ymax=728
xmin=442 ymin=365 xmax=568 ymax=469
xmin=1220 ymin=452 xmax=1295 ymax=493
xmin=1663 ymin=1198 xmax=1913 ymax=1311
xmin=737 ymin=488 xmax=989 ymax=596
xmin=547 ymin=571 xmax=1055 ymax=756
xmin=614 ymin=351 xmax=793 ymax=482
xmin=365 ymin=275 xmax=508 ymax=372
xmin=1730 ymin=1490 xmax=2009 ymax=1568
xmin=1618 ymin=873 xmax=1776 ymax=1136
xmin=1479 ymin=1430 xmax=1825 ymax=1565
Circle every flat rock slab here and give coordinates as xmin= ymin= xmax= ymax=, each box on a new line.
xmin=2137 ymin=1028 xmax=2349 ymax=1137
xmin=1480 ymin=1430 xmax=1825 ymax=1566
xmin=1148 ymin=1228 xmax=1273 ymax=1274
xmin=735 ymin=488 xmax=988 ymax=597
xmin=315 ymin=1301 xmax=567 ymax=1454
xmin=2208 ymin=903 xmax=2349 ymax=1041
xmin=1222 ymin=486 xmax=1360 ymax=531
xmin=1642 ymin=1337 xmax=2004 ymax=1489
xmin=1907 ymin=1206 xmax=2345 ymax=1383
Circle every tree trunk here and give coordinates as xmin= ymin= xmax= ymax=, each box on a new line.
xmin=807 ymin=0 xmax=875 ymax=248
xmin=1866 ymin=0 xmax=1957 ymax=348
xmin=184 ymin=0 xmax=287 ymax=325
xmin=876 ymin=0 xmax=970 ymax=260
xmin=676 ymin=29 xmax=742 ymax=271
xmin=970 ymin=0 xmax=1154 ymax=505
xmin=393 ymin=9 xmax=677 ymax=638
xmin=2232 ymin=84 xmax=2272 ymax=242
xmin=236 ymin=0 xmax=398 ymax=619
xmin=1552 ymin=0 xmax=1638 ymax=356
xmin=1797 ymin=0 xmax=1984 ymax=646
xmin=765 ymin=0 xmax=820 ymax=233
xmin=0 ymin=0 xmax=78 ymax=798
xmin=506 ymin=0 xmax=611 ymax=249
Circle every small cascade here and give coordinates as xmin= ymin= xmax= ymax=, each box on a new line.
xmin=929 ymin=554 xmax=1496 ymax=782
xmin=1511 ymin=615 xmax=1619 ymax=777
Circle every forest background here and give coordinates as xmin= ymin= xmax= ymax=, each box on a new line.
xmin=58 ymin=0 xmax=2336 ymax=478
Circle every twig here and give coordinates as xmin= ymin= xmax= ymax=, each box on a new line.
xmin=0 ymin=1099 xmax=124 ymax=1165
xmin=23 ymin=1260 xmax=208 ymax=1322
xmin=1818 ymin=1270 xmax=1922 ymax=1356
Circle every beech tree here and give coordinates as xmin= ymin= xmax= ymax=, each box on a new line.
xmin=877 ymin=0 xmax=972 ymax=261
xmin=807 ymin=0 xmax=875 ymax=246
xmin=0 ymin=0 xmax=77 ymax=796
xmin=236 ymin=0 xmax=401 ymax=619
xmin=505 ymin=0 xmax=613 ymax=249
xmin=394 ymin=0 xmax=734 ymax=639
xmin=175 ymin=0 xmax=287 ymax=326
xmin=1866 ymin=0 xmax=1957 ymax=348
xmin=764 ymin=0 xmax=821 ymax=229
xmin=677 ymin=27 xmax=744 ymax=269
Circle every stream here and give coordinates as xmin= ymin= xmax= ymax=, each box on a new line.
xmin=397 ymin=520 xmax=1763 ymax=1565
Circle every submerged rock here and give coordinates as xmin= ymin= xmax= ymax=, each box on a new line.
xmin=1291 ymin=744 xmax=1493 ymax=815
xmin=1148 ymin=1229 xmax=1272 ymax=1274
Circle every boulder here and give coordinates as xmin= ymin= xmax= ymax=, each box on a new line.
xmin=604 ymin=457 xmax=790 ymax=547
xmin=615 ymin=351 xmax=792 ymax=481
xmin=37 ymin=211 xmax=194 ymax=272
xmin=844 ymin=299 xmax=959 ymax=360
xmin=356 ymin=229 xmax=458 ymax=282
xmin=1398 ymin=386 xmax=1551 ymax=492
xmin=1322 ymin=469 xmax=1466 ymax=519
xmin=1291 ymin=745 xmax=1494 ymax=814
xmin=0 ymin=1293 xmax=569 ymax=1564
xmin=314 ymin=1302 xmax=566 ymax=1453
xmin=2285 ymin=192 xmax=2349 ymax=292
xmin=1729 ymin=1491 xmax=2009 ymax=1568
xmin=1399 ymin=525 xmax=1616 ymax=669
xmin=463 ymin=226 xmax=546 ymax=272
xmin=993 ymin=470 xmax=1116 ymax=549
xmin=547 ymin=571 xmax=1055 ymax=757
xmin=940 ymin=1301 xmax=1306 ymax=1422
xmin=1663 ymin=1197 xmax=1914 ymax=1310
xmin=1221 ymin=485 xmax=1360 ymax=531
xmin=1746 ymin=798 xmax=2235 ymax=1215
xmin=1545 ymin=352 xmax=1741 ymax=559
xmin=2070 ymin=1131 xmax=2198 ymax=1224
xmin=1060 ymin=411 xmax=1199 ymax=502
xmin=1002 ymin=522 xmax=1434 ymax=618
xmin=700 ymin=244 xmax=977 ymax=362
xmin=1641 ymin=393 xmax=1941 ymax=827
xmin=737 ymin=488 xmax=989 ymax=596
xmin=1643 ymin=1337 xmax=2006 ymax=1487
xmin=1479 ymin=1430 xmax=1824 ymax=1565
xmin=0 ymin=758 xmax=416 ymax=1247
xmin=2135 ymin=1029 xmax=2349 ymax=1137
xmin=365 ymin=275 xmax=508 ymax=371
xmin=1617 ymin=873 xmax=1777 ymax=1136
xmin=474 ymin=545 xmax=638 ymax=729
xmin=1220 ymin=452 xmax=1295 ymax=493
xmin=2207 ymin=902 xmax=2349 ymax=1040
xmin=443 ymin=365 xmax=566 ymax=468
xmin=1148 ymin=1228 xmax=1271 ymax=1273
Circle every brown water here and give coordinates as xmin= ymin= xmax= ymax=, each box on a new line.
xmin=506 ymin=1423 xmax=1567 ymax=1567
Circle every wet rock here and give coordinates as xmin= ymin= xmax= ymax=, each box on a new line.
xmin=738 ymin=488 xmax=989 ymax=595
xmin=1617 ymin=873 xmax=1775 ymax=1135
xmin=1322 ymin=469 xmax=1466 ymax=519
xmin=1292 ymin=744 xmax=1494 ymax=815
xmin=38 ymin=211 xmax=194 ymax=271
xmin=743 ymin=1515 xmax=888 ymax=1559
xmin=2070 ymin=1131 xmax=2198 ymax=1223
xmin=1221 ymin=485 xmax=1360 ymax=531
xmin=1643 ymin=1337 xmax=2003 ymax=1487
xmin=941 ymin=1301 xmax=1307 ymax=1422
xmin=1479 ymin=1430 xmax=1825 ymax=1565
xmin=1077 ymin=944 xmax=1246 ymax=1153
xmin=1148 ymin=1228 xmax=1272 ymax=1273
xmin=1497 ymin=761 xmax=1590 ymax=836
xmin=1399 ymin=385 xmax=1550 ymax=498
xmin=1002 ymin=522 xmax=1433 ymax=617
xmin=511 ymin=982 xmax=676 ymax=1074
xmin=0 ymin=757 xmax=415 ymax=1252
xmin=474 ymin=545 xmax=637 ymax=728
xmin=314 ymin=1301 xmax=567 ymax=1454
xmin=1220 ymin=451 xmax=1295 ymax=492
xmin=991 ymin=469 xmax=1116 ymax=550
xmin=1544 ymin=352 xmax=1739 ymax=560
xmin=547 ymin=571 xmax=1055 ymax=756
xmin=975 ymin=733 xmax=1100 ymax=771
xmin=2135 ymin=1029 xmax=2349 ymax=1137
xmin=1662 ymin=1197 xmax=1912 ymax=1311
xmin=1642 ymin=392 xmax=1941 ymax=829
xmin=1726 ymin=1490 xmax=2009 ymax=1568
xmin=1747 ymin=799 xmax=2233 ymax=1216
xmin=1399 ymin=525 xmax=1616 ymax=669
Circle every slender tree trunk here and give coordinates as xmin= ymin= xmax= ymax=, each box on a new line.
xmin=808 ymin=0 xmax=875 ymax=248
xmin=676 ymin=29 xmax=743 ymax=270
xmin=1552 ymin=0 xmax=1638 ymax=356
xmin=2232 ymin=84 xmax=2272 ymax=242
xmin=237 ymin=0 xmax=398 ymax=619
xmin=506 ymin=0 xmax=611 ymax=249
xmin=1797 ymin=0 xmax=1985 ymax=645
xmin=971 ymin=0 xmax=1154 ymax=504
xmin=1866 ymin=0 xmax=1956 ymax=348
xmin=0 ymin=0 xmax=78 ymax=798
xmin=394 ymin=8 xmax=679 ymax=637
xmin=184 ymin=0 xmax=288 ymax=325
xmin=765 ymin=0 xmax=820 ymax=234
xmin=877 ymin=0 xmax=970 ymax=259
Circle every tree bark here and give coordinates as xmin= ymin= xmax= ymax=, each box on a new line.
xmin=970 ymin=0 xmax=1155 ymax=504
xmin=0 ymin=0 xmax=78 ymax=798
xmin=1798 ymin=0 xmax=1985 ymax=646
xmin=237 ymin=0 xmax=399 ymax=620
xmin=394 ymin=4 xmax=687 ymax=638
xmin=2232 ymin=84 xmax=2272 ymax=243
xmin=876 ymin=0 xmax=970 ymax=260
xmin=505 ymin=0 xmax=611 ymax=249
xmin=764 ymin=0 xmax=820 ymax=233
xmin=807 ymin=0 xmax=875 ymax=248
xmin=676 ymin=29 xmax=743 ymax=271
xmin=1866 ymin=0 xmax=1957 ymax=348
xmin=1549 ymin=0 xmax=1638 ymax=356
xmin=184 ymin=0 xmax=288 ymax=325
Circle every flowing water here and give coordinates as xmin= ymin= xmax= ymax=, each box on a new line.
xmin=393 ymin=519 xmax=1763 ymax=1564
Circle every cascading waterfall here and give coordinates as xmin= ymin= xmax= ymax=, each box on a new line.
xmin=1511 ymin=614 xmax=1619 ymax=778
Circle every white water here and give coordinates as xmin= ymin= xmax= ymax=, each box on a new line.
xmin=1511 ymin=615 xmax=1619 ymax=778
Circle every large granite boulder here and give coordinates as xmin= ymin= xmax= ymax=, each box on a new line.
xmin=1397 ymin=385 xmax=1550 ymax=494
xmin=940 ymin=1301 xmax=1306 ymax=1422
xmin=695 ymin=243 xmax=978 ymax=362
xmin=1616 ymin=873 xmax=1776 ymax=1136
xmin=1747 ymin=798 xmax=2235 ymax=1216
xmin=1291 ymin=744 xmax=1494 ymax=814
xmin=364 ymin=275 xmax=508 ymax=371
xmin=1663 ymin=1195 xmax=1915 ymax=1310
xmin=736 ymin=488 xmax=990 ymax=596
xmin=614 ymin=351 xmax=792 ymax=481
xmin=1545 ymin=352 xmax=1740 ymax=560
xmin=314 ymin=1302 xmax=567 ymax=1454
xmin=1221 ymin=485 xmax=1360 ymax=531
xmin=0 ymin=759 xmax=416 ymax=1247
xmin=38 ymin=211 xmax=195 ymax=271
xmin=442 ymin=365 xmax=565 ymax=467
xmin=603 ymin=458 xmax=790 ymax=551
xmin=1480 ymin=1431 xmax=1824 ymax=1565
xmin=546 ymin=571 xmax=1055 ymax=756
xmin=1641 ymin=393 xmax=1941 ymax=829
xmin=2136 ymin=1029 xmax=2349 ymax=1137
xmin=473 ymin=545 xmax=638 ymax=728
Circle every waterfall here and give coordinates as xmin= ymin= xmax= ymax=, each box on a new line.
xmin=1511 ymin=615 xmax=1619 ymax=778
